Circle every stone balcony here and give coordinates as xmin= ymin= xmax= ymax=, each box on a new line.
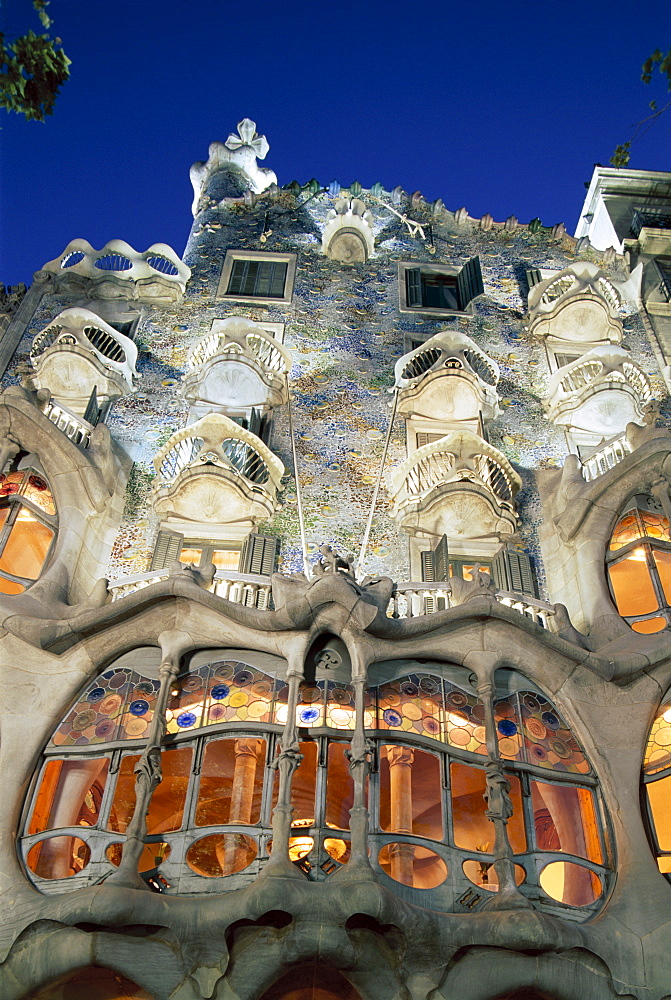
xmin=182 ymin=316 xmax=291 ymax=417
xmin=40 ymin=239 xmax=191 ymax=304
xmin=394 ymin=330 xmax=500 ymax=425
xmin=545 ymin=345 xmax=653 ymax=442
xmin=28 ymin=307 xmax=139 ymax=413
xmin=389 ymin=429 xmax=520 ymax=538
xmin=152 ymin=412 xmax=284 ymax=524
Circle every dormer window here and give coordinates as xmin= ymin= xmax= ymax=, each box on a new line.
xmin=217 ymin=251 xmax=296 ymax=305
xmin=399 ymin=258 xmax=484 ymax=316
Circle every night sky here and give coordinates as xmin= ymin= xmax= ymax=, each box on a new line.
xmin=1 ymin=0 xmax=670 ymax=287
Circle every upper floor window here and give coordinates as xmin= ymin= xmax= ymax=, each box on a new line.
xmin=0 ymin=466 xmax=56 ymax=595
xmin=151 ymin=530 xmax=279 ymax=578
xmin=607 ymin=495 xmax=671 ymax=633
xmin=399 ymin=257 xmax=484 ymax=316
xmin=217 ymin=251 xmax=296 ymax=305
xmin=643 ymin=696 xmax=671 ymax=879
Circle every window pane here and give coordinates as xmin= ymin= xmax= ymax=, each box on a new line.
xmin=609 ymin=512 xmax=643 ymax=550
xmin=272 ymin=740 xmax=318 ymax=827
xmin=450 ymin=761 xmax=525 ymax=853
xmin=531 ymin=780 xmax=602 ymax=863
xmin=422 ymin=272 xmax=459 ymax=309
xmin=379 ymin=744 xmax=442 ymax=840
xmin=539 ymin=860 xmax=602 ymax=907
xmin=608 ymin=550 xmax=659 ymax=616
xmin=653 ymin=550 xmax=671 ymax=604
xmin=325 ymin=742 xmax=368 ymax=830
xmin=108 ymin=746 xmax=193 ymax=834
xmin=378 ymin=842 xmax=448 ymax=889
xmin=26 ymin=835 xmax=90 ymax=880
xmin=28 ymin=757 xmax=109 ymax=835
xmin=648 ymin=774 xmax=671 ymax=851
xmin=0 ymin=510 xmax=54 ymax=580
xmin=0 ymin=577 xmax=25 ymax=594
xmin=195 ymin=737 xmax=266 ymax=826
xmin=211 ymin=549 xmax=240 ymax=571
xmin=179 ymin=547 xmax=203 ymax=565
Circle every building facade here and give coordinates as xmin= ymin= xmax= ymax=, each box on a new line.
xmin=2 ymin=122 xmax=671 ymax=1000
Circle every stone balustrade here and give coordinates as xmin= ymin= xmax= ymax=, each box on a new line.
xmin=579 ymin=433 xmax=633 ymax=482
xmin=108 ymin=568 xmax=273 ymax=608
xmin=43 ymin=398 xmax=94 ymax=447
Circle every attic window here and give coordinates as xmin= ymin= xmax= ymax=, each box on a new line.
xmin=399 ymin=258 xmax=484 ymax=315
xmin=217 ymin=251 xmax=297 ymax=305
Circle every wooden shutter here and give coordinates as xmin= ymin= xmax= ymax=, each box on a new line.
xmin=421 ymin=549 xmax=435 ymax=582
xmin=227 ymin=259 xmax=248 ymax=295
xmin=415 ymin=432 xmax=444 ymax=448
xmin=491 ymin=547 xmax=536 ymax=597
xmin=405 ymin=268 xmax=423 ymax=307
xmin=151 ymin=529 xmax=183 ymax=570
xmin=240 ymin=533 xmax=280 ymax=576
xmin=457 ymin=256 xmax=484 ymax=309
xmin=83 ymin=385 xmax=101 ymax=426
xmin=526 ymin=268 xmax=543 ymax=289
xmin=433 ymin=535 xmax=449 ymax=583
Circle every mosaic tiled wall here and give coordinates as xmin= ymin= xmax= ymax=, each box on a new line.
xmin=5 ymin=177 xmax=669 ymax=597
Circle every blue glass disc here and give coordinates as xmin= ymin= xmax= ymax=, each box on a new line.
xmin=177 ymin=711 xmax=197 ymax=728
xmin=299 ymin=707 xmax=320 ymax=724
xmin=88 ymin=687 xmax=105 ymax=703
xmin=129 ymin=699 xmax=150 ymax=717
xmin=383 ymin=708 xmax=403 ymax=727
xmin=210 ymin=684 xmax=230 ymax=701
xmin=542 ymin=711 xmax=560 ymax=730
xmin=497 ymin=719 xmax=518 ymax=737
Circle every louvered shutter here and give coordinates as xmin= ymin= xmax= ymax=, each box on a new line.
xmin=433 ymin=535 xmax=450 ymax=583
xmin=416 ymin=432 xmax=444 ymax=448
xmin=405 ymin=268 xmax=423 ymax=307
xmin=491 ymin=547 xmax=536 ymax=597
xmin=526 ymin=268 xmax=543 ymax=289
xmin=83 ymin=385 xmax=100 ymax=426
xmin=457 ymin=257 xmax=484 ymax=309
xmin=421 ymin=550 xmax=435 ymax=582
xmin=151 ymin=529 xmax=183 ymax=570
xmin=240 ymin=533 xmax=280 ymax=576
xmin=227 ymin=259 xmax=248 ymax=295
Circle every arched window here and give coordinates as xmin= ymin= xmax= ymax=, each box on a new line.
xmin=26 ymin=967 xmax=153 ymax=1000
xmin=606 ymin=494 xmax=671 ymax=633
xmin=643 ymin=697 xmax=671 ymax=878
xmin=0 ymin=465 xmax=56 ymax=594
xmin=22 ymin=652 xmax=609 ymax=918
xmin=258 ymin=964 xmax=362 ymax=1000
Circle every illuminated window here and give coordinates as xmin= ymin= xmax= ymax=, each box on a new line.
xmin=0 ymin=467 xmax=56 ymax=594
xmin=24 ymin=656 xmax=608 ymax=913
xmin=643 ymin=698 xmax=671 ymax=877
xmin=217 ymin=250 xmax=296 ymax=305
xmin=607 ymin=495 xmax=671 ymax=633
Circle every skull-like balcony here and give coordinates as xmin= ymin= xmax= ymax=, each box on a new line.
xmin=394 ymin=331 xmax=500 ymax=426
xmin=390 ymin=429 xmax=521 ymax=539
xmin=528 ymin=261 xmax=628 ymax=346
xmin=152 ymin=412 xmax=284 ymax=524
xmin=545 ymin=345 xmax=653 ymax=444
xmin=181 ymin=317 xmax=291 ymax=419
xmin=28 ymin=307 xmax=139 ymax=414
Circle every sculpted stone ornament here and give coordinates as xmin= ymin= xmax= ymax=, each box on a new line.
xmin=482 ymin=759 xmax=533 ymax=911
xmin=167 ymin=559 xmax=216 ymax=590
xmin=190 ymin=119 xmax=278 ymax=214
xmin=448 ymin=565 xmax=497 ymax=606
xmin=322 ymin=198 xmax=375 ymax=262
xmin=270 ymin=545 xmax=395 ymax=631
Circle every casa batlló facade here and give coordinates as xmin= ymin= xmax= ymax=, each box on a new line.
xmin=2 ymin=122 xmax=671 ymax=1000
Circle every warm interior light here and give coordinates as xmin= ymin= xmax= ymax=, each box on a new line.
xmin=447 ymin=711 xmax=470 ymax=727
xmin=663 ymin=709 xmax=671 ymax=724
xmin=630 ymin=548 xmax=648 ymax=562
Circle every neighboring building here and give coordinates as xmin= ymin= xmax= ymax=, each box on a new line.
xmin=2 ymin=122 xmax=671 ymax=1000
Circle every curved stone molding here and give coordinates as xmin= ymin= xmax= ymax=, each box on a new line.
xmin=41 ymin=239 xmax=190 ymax=304
xmin=152 ymin=412 xmax=284 ymax=524
xmin=27 ymin=307 xmax=139 ymax=413
xmin=395 ymin=330 xmax=500 ymax=423
xmin=527 ymin=261 xmax=639 ymax=344
xmin=545 ymin=345 xmax=654 ymax=441
xmin=182 ymin=317 xmax=290 ymax=414
xmin=390 ymin=429 xmax=520 ymax=538
xmin=322 ymin=198 xmax=375 ymax=263
xmin=190 ymin=119 xmax=278 ymax=214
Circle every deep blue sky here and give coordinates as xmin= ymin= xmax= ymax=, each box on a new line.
xmin=1 ymin=0 xmax=670 ymax=287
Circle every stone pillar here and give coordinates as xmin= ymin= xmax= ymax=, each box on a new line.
xmin=387 ymin=745 xmax=415 ymax=885
xmin=218 ymin=738 xmax=261 ymax=877
xmin=465 ymin=651 xmax=533 ymax=911
xmin=106 ymin=631 xmax=189 ymax=890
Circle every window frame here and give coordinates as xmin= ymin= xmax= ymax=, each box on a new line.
xmin=398 ymin=257 xmax=484 ymax=317
xmin=0 ymin=468 xmax=57 ymax=591
xmin=217 ymin=250 xmax=297 ymax=306
xmin=606 ymin=497 xmax=671 ymax=633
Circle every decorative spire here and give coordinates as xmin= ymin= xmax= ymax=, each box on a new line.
xmin=189 ymin=118 xmax=278 ymax=215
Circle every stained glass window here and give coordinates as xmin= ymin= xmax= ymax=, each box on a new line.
xmin=0 ymin=467 xmax=56 ymax=594
xmin=607 ymin=496 xmax=671 ymax=633
xmin=643 ymin=698 xmax=671 ymax=877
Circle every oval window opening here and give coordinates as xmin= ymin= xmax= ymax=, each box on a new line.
xmin=186 ymin=833 xmax=257 ymax=877
xmin=378 ymin=842 xmax=447 ymax=889
xmin=324 ymin=837 xmax=351 ymax=865
xmin=106 ymin=841 xmax=171 ymax=873
xmin=539 ymin=860 xmax=602 ymax=906
xmin=26 ymin=835 xmax=90 ymax=879
xmin=462 ymin=858 xmax=525 ymax=891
